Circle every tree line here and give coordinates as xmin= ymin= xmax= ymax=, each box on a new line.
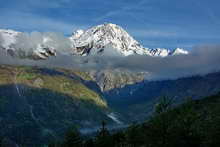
xmin=48 ymin=93 xmax=220 ymax=147
xmin=1 ymin=93 xmax=220 ymax=147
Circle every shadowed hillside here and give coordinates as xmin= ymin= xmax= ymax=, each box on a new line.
xmin=0 ymin=84 xmax=113 ymax=145
xmin=105 ymin=72 xmax=220 ymax=122
xmin=53 ymin=93 xmax=220 ymax=147
xmin=0 ymin=65 xmax=115 ymax=145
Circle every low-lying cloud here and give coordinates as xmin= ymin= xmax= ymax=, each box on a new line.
xmin=0 ymin=32 xmax=220 ymax=81
xmin=114 ymin=45 xmax=220 ymax=80
xmin=14 ymin=32 xmax=72 ymax=54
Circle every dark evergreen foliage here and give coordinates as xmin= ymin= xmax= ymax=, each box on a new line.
xmin=62 ymin=127 xmax=82 ymax=147
xmin=2 ymin=92 xmax=220 ymax=147
xmin=46 ymin=93 xmax=220 ymax=147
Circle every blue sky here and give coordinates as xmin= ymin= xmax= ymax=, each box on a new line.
xmin=0 ymin=0 xmax=220 ymax=49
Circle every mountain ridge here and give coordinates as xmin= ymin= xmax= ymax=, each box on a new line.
xmin=0 ymin=23 xmax=189 ymax=59
xmin=70 ymin=23 xmax=188 ymax=57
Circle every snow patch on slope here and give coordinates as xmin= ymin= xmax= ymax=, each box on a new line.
xmin=70 ymin=23 xmax=149 ymax=56
xmin=171 ymin=48 xmax=189 ymax=55
xmin=0 ymin=29 xmax=20 ymax=49
xmin=107 ymin=112 xmax=123 ymax=124
xmin=70 ymin=23 xmax=189 ymax=57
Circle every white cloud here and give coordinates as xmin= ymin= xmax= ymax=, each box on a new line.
xmin=1 ymin=41 xmax=220 ymax=81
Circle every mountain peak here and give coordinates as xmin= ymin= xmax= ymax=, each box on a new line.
xmin=171 ymin=48 xmax=189 ymax=55
xmin=103 ymin=22 xmax=117 ymax=26
xmin=0 ymin=23 xmax=189 ymax=59
xmin=70 ymin=23 xmax=148 ymax=56
xmin=71 ymin=29 xmax=84 ymax=40
xmin=70 ymin=23 xmax=189 ymax=57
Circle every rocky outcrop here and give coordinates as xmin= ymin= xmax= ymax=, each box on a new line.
xmin=88 ymin=70 xmax=145 ymax=92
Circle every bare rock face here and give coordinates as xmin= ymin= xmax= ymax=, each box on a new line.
xmin=89 ymin=70 xmax=145 ymax=92
xmin=33 ymin=78 xmax=44 ymax=88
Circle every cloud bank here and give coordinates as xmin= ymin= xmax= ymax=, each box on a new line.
xmin=0 ymin=32 xmax=220 ymax=81
xmin=15 ymin=32 xmax=72 ymax=53
xmin=0 ymin=45 xmax=220 ymax=81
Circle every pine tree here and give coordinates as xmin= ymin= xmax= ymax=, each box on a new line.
xmin=95 ymin=121 xmax=112 ymax=147
xmin=84 ymin=139 xmax=95 ymax=147
xmin=63 ymin=127 xmax=82 ymax=147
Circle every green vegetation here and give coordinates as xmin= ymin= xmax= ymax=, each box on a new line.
xmin=1 ymin=64 xmax=220 ymax=146
xmin=0 ymin=65 xmax=107 ymax=108
xmin=49 ymin=92 xmax=220 ymax=147
xmin=0 ymin=96 xmax=9 ymax=111
xmin=0 ymin=65 xmax=112 ymax=146
xmin=72 ymin=71 xmax=93 ymax=81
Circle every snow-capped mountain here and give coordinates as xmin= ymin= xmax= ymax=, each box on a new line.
xmin=70 ymin=29 xmax=84 ymax=40
xmin=170 ymin=48 xmax=189 ymax=55
xmin=32 ymin=44 xmax=56 ymax=60
xmin=70 ymin=23 xmax=189 ymax=57
xmin=148 ymin=48 xmax=170 ymax=57
xmin=0 ymin=29 xmax=20 ymax=49
xmin=70 ymin=23 xmax=150 ymax=56
xmin=0 ymin=29 xmax=56 ymax=59
xmin=0 ymin=23 xmax=189 ymax=59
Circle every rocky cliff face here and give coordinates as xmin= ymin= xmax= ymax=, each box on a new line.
xmin=88 ymin=70 xmax=145 ymax=92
